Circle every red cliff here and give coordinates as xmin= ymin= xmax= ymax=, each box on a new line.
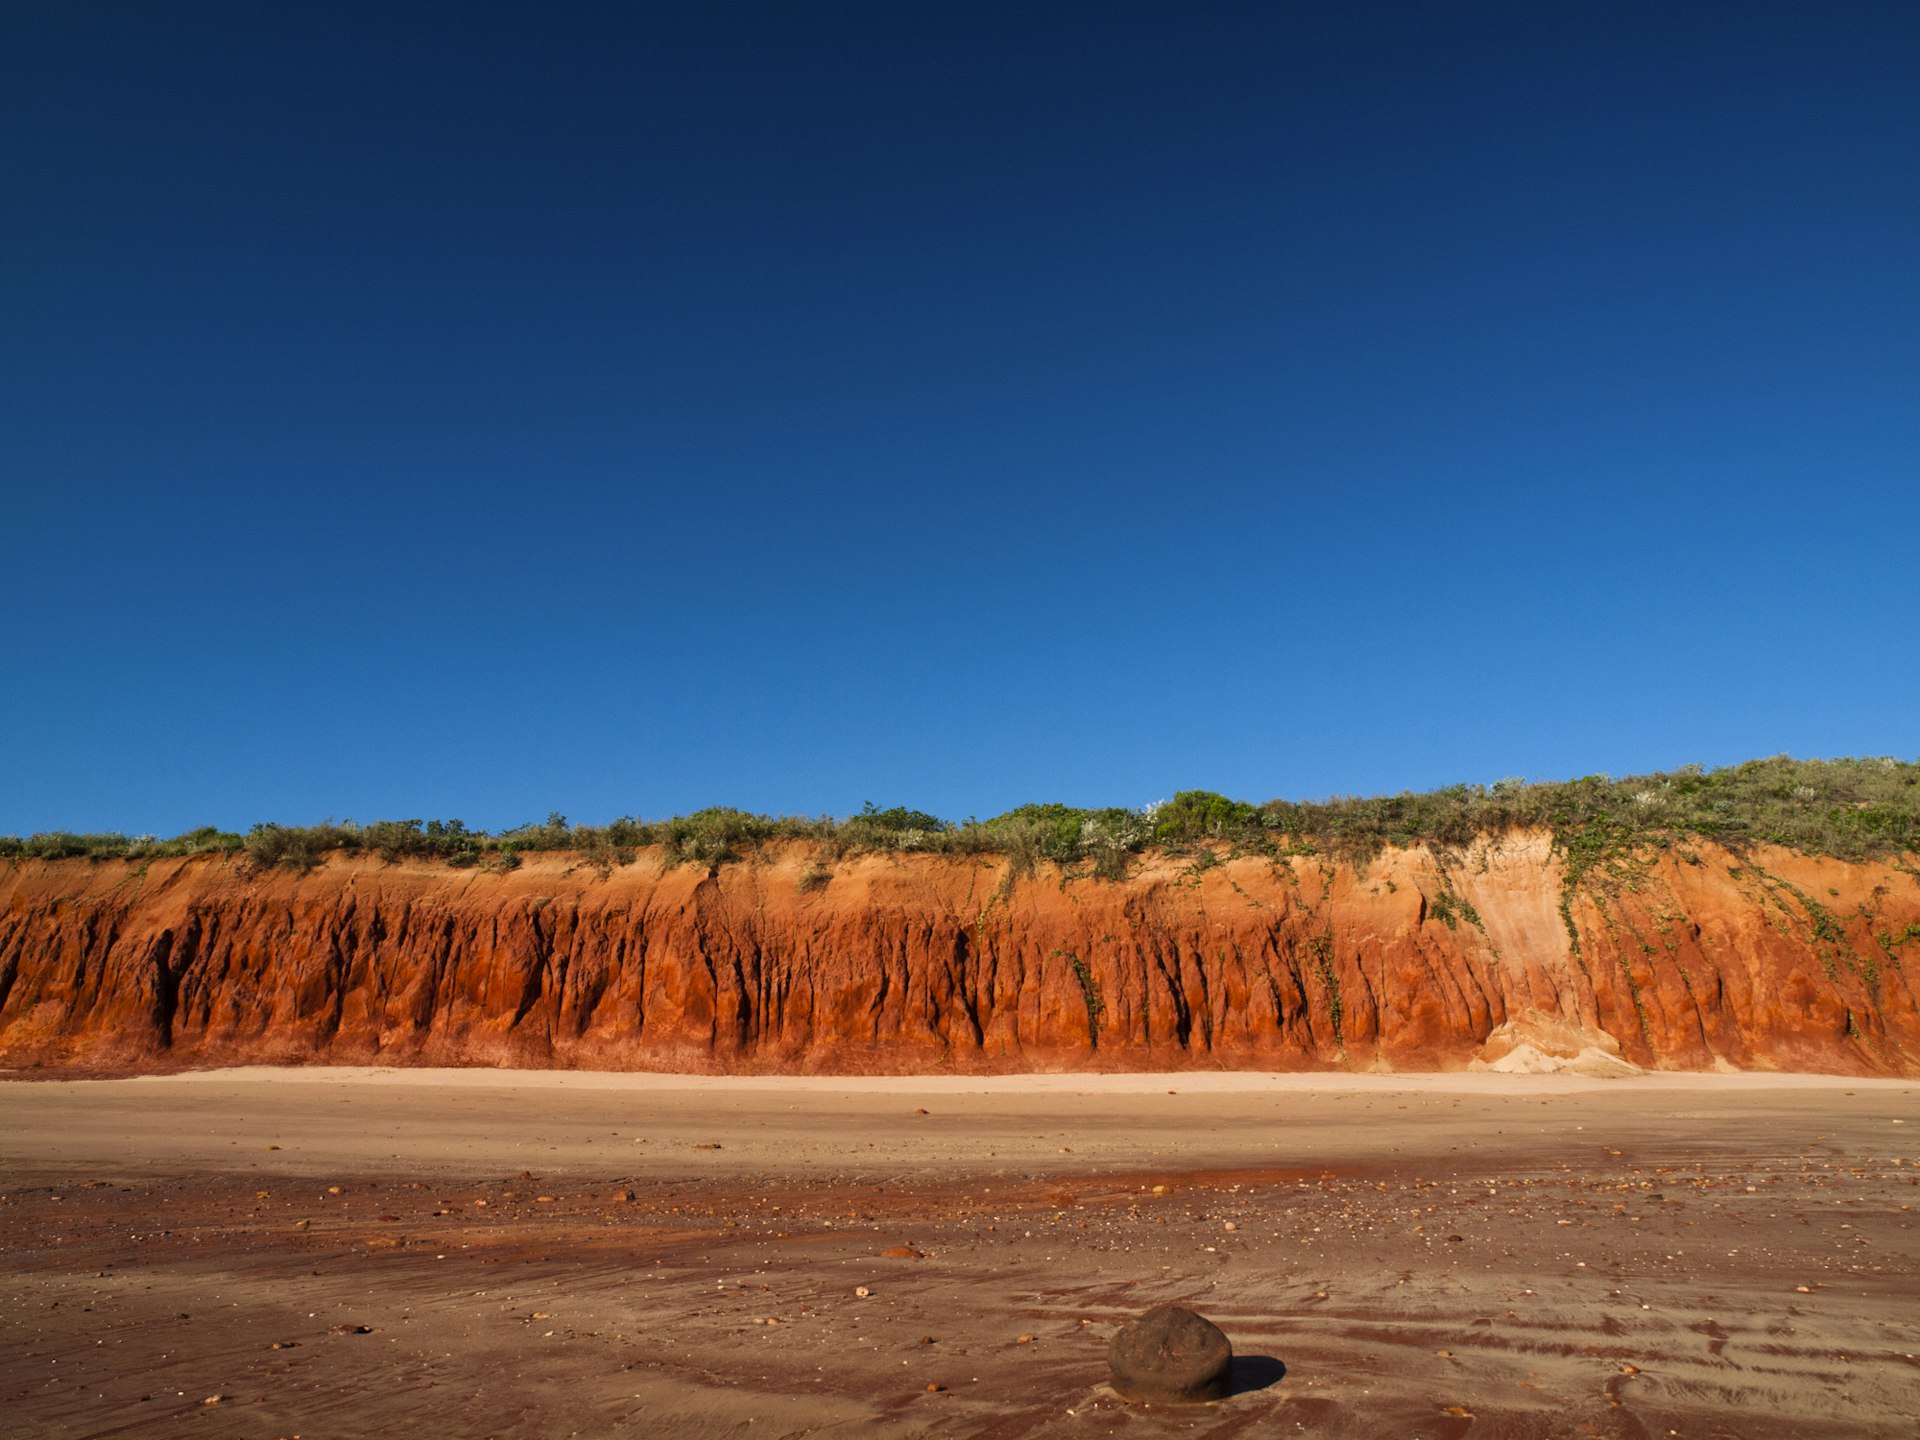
xmin=3 ymin=833 xmax=1917 ymax=1075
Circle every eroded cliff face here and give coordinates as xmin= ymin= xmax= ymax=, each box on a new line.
xmin=3 ymin=834 xmax=1917 ymax=1075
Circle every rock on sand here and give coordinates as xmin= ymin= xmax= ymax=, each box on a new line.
xmin=1107 ymin=1304 xmax=1233 ymax=1404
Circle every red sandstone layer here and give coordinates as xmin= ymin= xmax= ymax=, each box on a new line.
xmin=2 ymin=833 xmax=1916 ymax=1075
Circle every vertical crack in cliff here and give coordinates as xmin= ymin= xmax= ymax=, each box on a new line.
xmin=1348 ymin=937 xmax=1382 ymax=1049
xmin=691 ymin=873 xmax=721 ymax=1049
xmin=545 ymin=902 xmax=576 ymax=1052
xmin=0 ymin=911 xmax=21 ymax=1017
xmin=507 ymin=900 xmax=552 ymax=1035
xmin=567 ymin=912 xmax=614 ymax=1041
xmin=949 ymin=926 xmax=986 ymax=1049
xmin=627 ymin=887 xmax=665 ymax=1038
xmin=417 ymin=910 xmax=456 ymax=1036
xmin=322 ymin=906 xmax=360 ymax=1046
xmin=147 ymin=927 xmax=177 ymax=1049
xmin=1129 ymin=890 xmax=1192 ymax=1053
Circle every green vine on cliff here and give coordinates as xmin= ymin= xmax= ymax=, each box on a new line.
xmin=1308 ymin=932 xmax=1343 ymax=1048
xmin=1055 ymin=950 xmax=1104 ymax=1046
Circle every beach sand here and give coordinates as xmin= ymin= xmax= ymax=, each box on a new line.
xmin=3 ymin=1068 xmax=1916 ymax=1437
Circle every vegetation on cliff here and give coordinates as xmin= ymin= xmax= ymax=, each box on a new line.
xmin=3 ymin=756 xmax=1915 ymax=874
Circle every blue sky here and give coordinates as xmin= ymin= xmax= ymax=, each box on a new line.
xmin=3 ymin=1 xmax=1916 ymax=835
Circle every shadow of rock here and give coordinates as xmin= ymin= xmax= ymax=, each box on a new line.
xmin=1227 ymin=1355 xmax=1286 ymax=1396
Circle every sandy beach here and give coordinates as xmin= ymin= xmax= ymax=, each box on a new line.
xmin=3 ymin=1068 xmax=1916 ymax=1437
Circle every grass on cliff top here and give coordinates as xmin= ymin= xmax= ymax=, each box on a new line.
xmin=3 ymin=756 xmax=1916 ymax=876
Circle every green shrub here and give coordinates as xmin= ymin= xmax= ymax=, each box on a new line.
xmin=6 ymin=756 xmax=1914 ymax=873
xmin=360 ymin=819 xmax=435 ymax=861
xmin=243 ymin=823 xmax=355 ymax=870
xmin=161 ymin=825 xmax=245 ymax=855
xmin=17 ymin=832 xmax=102 ymax=860
xmin=496 ymin=812 xmax=575 ymax=855
xmin=837 ymin=802 xmax=951 ymax=852
xmin=985 ymin=804 xmax=1084 ymax=862
xmin=658 ymin=807 xmax=778 ymax=865
xmin=600 ymin=816 xmax=656 ymax=848
xmin=1151 ymin=790 xmax=1263 ymax=845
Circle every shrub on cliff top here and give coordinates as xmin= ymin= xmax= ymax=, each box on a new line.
xmin=243 ymin=822 xmax=358 ymax=870
xmin=0 ymin=831 xmax=111 ymax=860
xmin=657 ymin=807 xmax=781 ymax=865
xmin=0 ymin=827 xmax=244 ymax=860
xmin=984 ymin=804 xmax=1085 ymax=869
xmin=833 ymin=803 xmax=952 ymax=854
xmin=1151 ymin=790 xmax=1265 ymax=846
xmin=4 ymin=756 xmax=1914 ymax=872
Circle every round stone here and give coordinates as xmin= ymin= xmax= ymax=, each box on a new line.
xmin=1107 ymin=1304 xmax=1233 ymax=1404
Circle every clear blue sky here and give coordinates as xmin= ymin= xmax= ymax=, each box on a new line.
xmin=4 ymin=2 xmax=1916 ymax=835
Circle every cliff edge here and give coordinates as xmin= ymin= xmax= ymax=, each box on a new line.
xmin=3 ymin=832 xmax=1917 ymax=1075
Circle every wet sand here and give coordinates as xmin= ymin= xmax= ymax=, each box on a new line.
xmin=3 ymin=1069 xmax=1916 ymax=1438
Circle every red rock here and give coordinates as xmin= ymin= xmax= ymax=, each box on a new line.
xmin=1 ymin=835 xmax=1915 ymax=1075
